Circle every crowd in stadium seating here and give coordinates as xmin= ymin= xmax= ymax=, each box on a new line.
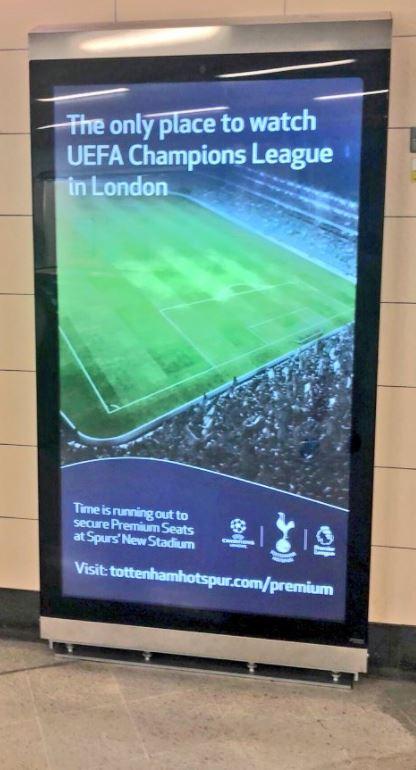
xmin=62 ymin=171 xmax=356 ymax=507
xmin=176 ymin=168 xmax=358 ymax=279
xmin=62 ymin=324 xmax=354 ymax=508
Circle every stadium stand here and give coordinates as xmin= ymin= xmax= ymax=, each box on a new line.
xmin=62 ymin=323 xmax=353 ymax=508
xmin=175 ymin=168 xmax=358 ymax=279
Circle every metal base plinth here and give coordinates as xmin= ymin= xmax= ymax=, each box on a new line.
xmin=52 ymin=641 xmax=354 ymax=687
xmin=41 ymin=617 xmax=367 ymax=682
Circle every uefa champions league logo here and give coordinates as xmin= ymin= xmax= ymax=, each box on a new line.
xmin=231 ymin=518 xmax=246 ymax=536
xmin=222 ymin=518 xmax=255 ymax=549
xmin=270 ymin=512 xmax=296 ymax=563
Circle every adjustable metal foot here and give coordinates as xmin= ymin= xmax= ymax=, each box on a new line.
xmin=48 ymin=640 xmax=54 ymax=651
xmin=143 ymin=651 xmax=152 ymax=662
xmin=247 ymin=662 xmax=257 ymax=674
xmin=66 ymin=643 xmax=74 ymax=655
xmin=331 ymin=671 xmax=341 ymax=683
xmin=353 ymin=672 xmax=359 ymax=683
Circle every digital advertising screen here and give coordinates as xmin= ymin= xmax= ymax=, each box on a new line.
xmin=31 ymin=45 xmax=389 ymax=648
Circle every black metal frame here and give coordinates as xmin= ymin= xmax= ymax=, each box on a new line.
xmin=30 ymin=48 xmax=390 ymax=650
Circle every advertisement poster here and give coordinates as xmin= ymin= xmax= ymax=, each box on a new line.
xmin=54 ymin=77 xmax=363 ymax=622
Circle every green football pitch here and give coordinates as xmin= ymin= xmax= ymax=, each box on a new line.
xmin=56 ymin=191 xmax=355 ymax=440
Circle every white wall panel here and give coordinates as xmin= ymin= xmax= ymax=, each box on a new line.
xmin=0 ymin=136 xmax=31 ymax=216
xmin=381 ymin=218 xmax=416 ymax=304
xmin=378 ymin=303 xmax=416 ymax=387
xmin=0 ymin=0 xmax=115 ymax=49
xmin=0 ymin=371 xmax=36 ymax=446
xmin=385 ymin=130 xmax=416 ymax=218
xmin=117 ymin=0 xmax=285 ymax=22
xmin=286 ymin=0 xmax=411 ymax=35
xmin=0 ymin=295 xmax=35 ymax=371
xmin=375 ymin=386 xmax=416 ymax=470
xmin=0 ymin=445 xmax=38 ymax=520
xmin=373 ymin=467 xmax=416 ymax=549
xmin=0 ymin=51 xmax=29 ymax=134
xmin=369 ymin=546 xmax=416 ymax=625
xmin=389 ymin=37 xmax=416 ymax=128
xmin=0 ymin=518 xmax=39 ymax=590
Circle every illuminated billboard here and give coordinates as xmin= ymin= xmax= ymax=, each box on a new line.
xmin=31 ymin=23 xmax=390 ymax=672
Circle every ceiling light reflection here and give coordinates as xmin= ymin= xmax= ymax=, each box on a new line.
xmin=315 ymin=89 xmax=389 ymax=100
xmin=39 ymin=88 xmax=129 ymax=103
xmin=81 ymin=26 xmax=220 ymax=53
xmin=218 ymin=59 xmax=356 ymax=79
xmin=144 ymin=106 xmax=229 ymax=118
xmin=37 ymin=118 xmax=102 ymax=130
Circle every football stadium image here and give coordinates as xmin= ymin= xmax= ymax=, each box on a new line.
xmin=60 ymin=166 xmax=357 ymax=508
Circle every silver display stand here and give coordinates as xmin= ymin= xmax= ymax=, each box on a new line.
xmin=32 ymin=13 xmax=391 ymax=680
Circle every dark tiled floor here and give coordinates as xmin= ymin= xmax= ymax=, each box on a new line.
xmin=0 ymin=639 xmax=415 ymax=769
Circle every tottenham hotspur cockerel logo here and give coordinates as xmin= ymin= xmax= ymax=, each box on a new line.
xmin=270 ymin=512 xmax=296 ymax=563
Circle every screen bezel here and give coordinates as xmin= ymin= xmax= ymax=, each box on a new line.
xmin=30 ymin=47 xmax=389 ymax=650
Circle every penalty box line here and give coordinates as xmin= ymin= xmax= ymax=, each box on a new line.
xmin=59 ymin=326 xmax=112 ymax=414
xmin=159 ymin=307 xmax=218 ymax=370
xmin=249 ymin=306 xmax=304 ymax=332
xmin=59 ymin=321 xmax=220 ymax=417
xmin=60 ymin=324 xmax=220 ymax=416
xmin=114 ymin=313 xmax=346 ymax=414
xmin=160 ymin=281 xmax=295 ymax=314
xmin=246 ymin=312 xmax=348 ymax=362
xmin=60 ymin=300 xmax=351 ymax=418
xmin=62 ymin=311 xmax=350 ymax=418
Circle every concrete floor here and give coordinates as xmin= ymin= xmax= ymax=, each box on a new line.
xmin=0 ymin=639 xmax=415 ymax=769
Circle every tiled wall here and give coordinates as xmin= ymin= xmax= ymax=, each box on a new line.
xmin=0 ymin=0 xmax=415 ymax=626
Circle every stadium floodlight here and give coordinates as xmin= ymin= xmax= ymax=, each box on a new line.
xmin=315 ymin=89 xmax=389 ymax=100
xmin=38 ymin=88 xmax=130 ymax=102
xmin=80 ymin=26 xmax=221 ymax=52
xmin=217 ymin=59 xmax=356 ymax=79
xmin=143 ymin=106 xmax=229 ymax=118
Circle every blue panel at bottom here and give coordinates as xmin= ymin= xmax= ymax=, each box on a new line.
xmin=61 ymin=457 xmax=348 ymax=622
